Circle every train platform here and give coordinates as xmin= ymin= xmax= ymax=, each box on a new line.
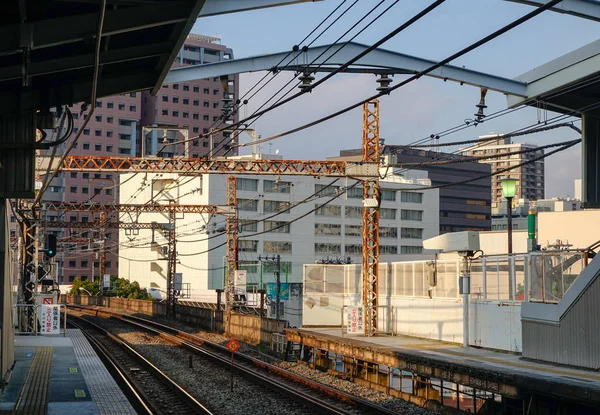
xmin=0 ymin=330 xmax=135 ymax=415
xmin=285 ymin=327 xmax=600 ymax=410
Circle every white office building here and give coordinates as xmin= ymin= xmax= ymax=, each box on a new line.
xmin=117 ymin=154 xmax=440 ymax=303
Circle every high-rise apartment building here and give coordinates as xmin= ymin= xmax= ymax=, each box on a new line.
xmin=21 ymin=34 xmax=238 ymax=284
xmin=460 ymin=136 xmax=544 ymax=207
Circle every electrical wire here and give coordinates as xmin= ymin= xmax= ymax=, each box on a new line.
xmin=237 ymin=0 xmax=563 ymax=149
xmin=34 ymin=0 xmax=107 ymax=207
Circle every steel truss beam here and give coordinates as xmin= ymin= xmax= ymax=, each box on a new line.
xmin=36 ymin=156 xmax=376 ymax=178
xmin=362 ymin=101 xmax=380 ymax=337
xmin=166 ymin=42 xmax=526 ymax=96
xmin=48 ymin=221 xmax=164 ymax=230
xmin=39 ymin=202 xmax=233 ymax=215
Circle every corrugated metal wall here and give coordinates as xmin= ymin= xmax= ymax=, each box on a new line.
xmin=522 ymin=269 xmax=600 ymax=369
xmin=0 ymin=112 xmax=36 ymax=198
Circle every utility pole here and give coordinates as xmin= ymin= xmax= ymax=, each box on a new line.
xmin=224 ymin=176 xmax=238 ymax=336
xmin=258 ymin=254 xmax=281 ymax=321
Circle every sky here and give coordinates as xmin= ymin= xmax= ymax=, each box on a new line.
xmin=192 ymin=0 xmax=600 ymax=198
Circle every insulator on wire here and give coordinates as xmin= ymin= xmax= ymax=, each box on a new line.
xmin=375 ymin=74 xmax=393 ymax=93
xmin=298 ymin=72 xmax=315 ymax=91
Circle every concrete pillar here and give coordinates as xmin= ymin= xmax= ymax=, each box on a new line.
xmin=130 ymin=120 xmax=137 ymax=156
xmin=582 ymin=114 xmax=600 ymax=208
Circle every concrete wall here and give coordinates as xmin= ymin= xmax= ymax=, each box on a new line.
xmin=479 ymin=230 xmax=528 ymax=255
xmin=65 ymin=296 xmax=285 ymax=346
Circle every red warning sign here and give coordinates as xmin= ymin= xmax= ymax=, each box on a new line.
xmin=226 ymin=339 xmax=240 ymax=353
xmin=42 ymin=298 xmax=54 ymax=305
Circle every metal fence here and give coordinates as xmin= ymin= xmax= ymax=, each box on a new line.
xmin=304 ymin=250 xmax=588 ymax=304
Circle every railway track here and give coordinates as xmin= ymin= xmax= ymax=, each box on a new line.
xmin=68 ymin=315 xmax=213 ymax=415
xmin=69 ymin=305 xmax=402 ymax=415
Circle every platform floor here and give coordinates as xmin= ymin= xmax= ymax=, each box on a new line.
xmin=0 ymin=330 xmax=135 ymax=415
xmin=292 ymin=328 xmax=600 ymax=404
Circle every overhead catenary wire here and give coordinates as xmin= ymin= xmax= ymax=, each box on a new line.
xmin=238 ymin=0 xmax=563 ymax=149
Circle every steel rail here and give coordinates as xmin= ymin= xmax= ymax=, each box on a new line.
xmin=68 ymin=314 xmax=214 ymax=415
xmin=69 ymin=305 xmax=399 ymax=415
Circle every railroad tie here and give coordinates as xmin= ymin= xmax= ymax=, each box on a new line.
xmin=14 ymin=346 xmax=54 ymax=415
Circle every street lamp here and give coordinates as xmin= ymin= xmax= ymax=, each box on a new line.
xmin=501 ymin=178 xmax=517 ymax=254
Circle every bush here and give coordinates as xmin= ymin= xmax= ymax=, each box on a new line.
xmin=72 ymin=276 xmax=152 ymax=300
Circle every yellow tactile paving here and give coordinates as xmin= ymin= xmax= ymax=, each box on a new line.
xmin=14 ymin=346 xmax=53 ymax=415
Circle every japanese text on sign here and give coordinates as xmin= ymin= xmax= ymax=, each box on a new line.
xmin=39 ymin=305 xmax=60 ymax=335
xmin=346 ymin=306 xmax=364 ymax=334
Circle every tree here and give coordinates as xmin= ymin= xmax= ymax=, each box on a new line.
xmin=72 ymin=276 xmax=152 ymax=300
xmin=69 ymin=278 xmax=99 ymax=296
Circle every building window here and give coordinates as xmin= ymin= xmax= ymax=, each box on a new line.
xmin=264 ymin=200 xmax=290 ymax=213
xmin=162 ymin=96 xmax=168 ymax=102
xmin=401 ymin=209 xmax=423 ymax=221
xmin=380 ymin=208 xmax=397 ymax=220
xmin=315 ymin=223 xmax=341 ymax=236
xmin=172 ymin=111 xmax=179 ymax=117
xmin=183 ymin=84 xmax=190 ymax=91
xmin=193 ymin=86 xmax=200 ymax=93
xmin=118 ymin=148 xmax=130 ymax=154
xmin=401 ymin=246 xmax=423 ymax=254
xmin=95 ymin=115 xmax=102 ymax=122
xmin=193 ymin=113 xmax=199 ymax=120
xmin=119 ymin=134 xmax=131 ymax=140
xmin=315 ymin=243 xmax=341 ymax=255
xmin=213 ymin=89 xmax=219 ymax=95
xmin=82 ymin=173 xmax=89 ymax=179
xmin=69 ymin=260 xmax=76 ymax=267
xmin=345 ymin=206 xmax=362 ymax=218
xmin=118 ymin=104 xmax=125 ymax=110
xmin=401 ymin=227 xmax=423 ymax=239
xmin=106 ymin=131 xmax=113 ymax=138
xmin=95 ymin=129 xmax=102 ymax=137
xmin=203 ymin=115 xmax=209 ymax=121
xmin=94 ymin=144 xmax=101 ymax=151
xmin=81 ymin=260 xmax=88 ymax=267
xmin=237 ymin=198 xmax=258 ymax=212
xmin=172 ymin=97 xmax=179 ymax=104
xmin=381 ymin=189 xmax=396 ymax=201
xmin=401 ymin=192 xmax=423 ymax=203
xmin=264 ymin=221 xmax=290 ymax=233
xmin=172 ymin=84 xmax=179 ymax=90
xmin=203 ymin=87 xmax=209 ymax=94
xmin=213 ymin=102 xmax=219 ymax=109
xmin=380 ymin=226 xmax=398 ymax=238
xmin=106 ymin=188 xmax=113 ymax=196
xmin=83 ymin=143 xmax=90 ymax=150
xmin=203 ymin=101 xmax=210 ymax=108
xmin=315 ymin=204 xmax=341 ymax=217
xmin=107 ymin=116 xmax=114 ymax=123
xmin=347 ymin=187 xmax=363 ymax=199
xmin=70 ymin=186 xmax=77 ymax=193
xmin=83 ymin=128 xmax=90 ymax=136
xmin=315 ymin=183 xmax=340 ymax=196
xmin=345 ymin=245 xmax=362 ymax=255
xmin=162 ymin=109 xmax=168 ymax=115
xmin=183 ymin=98 xmax=189 ymax=105
xmin=236 ymin=178 xmax=258 ymax=192
xmin=193 ymin=99 xmax=199 ymax=106
xmin=239 ymin=220 xmax=258 ymax=233
xmin=130 ymin=92 xmax=136 ymax=98
xmin=265 ymin=180 xmax=291 ymax=193
xmin=106 ymin=145 xmax=113 ymax=152
xmin=192 ymin=126 xmax=199 ymax=133
xmin=70 ymin=172 xmax=77 ymax=178
xmin=183 ymin=112 xmax=189 ymax=119
xmin=238 ymin=240 xmax=258 ymax=252
xmin=345 ymin=225 xmax=361 ymax=236
xmin=381 ymin=245 xmax=399 ymax=255
xmin=264 ymin=241 xmax=292 ymax=254
xmin=95 ymin=100 xmax=102 ymax=108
